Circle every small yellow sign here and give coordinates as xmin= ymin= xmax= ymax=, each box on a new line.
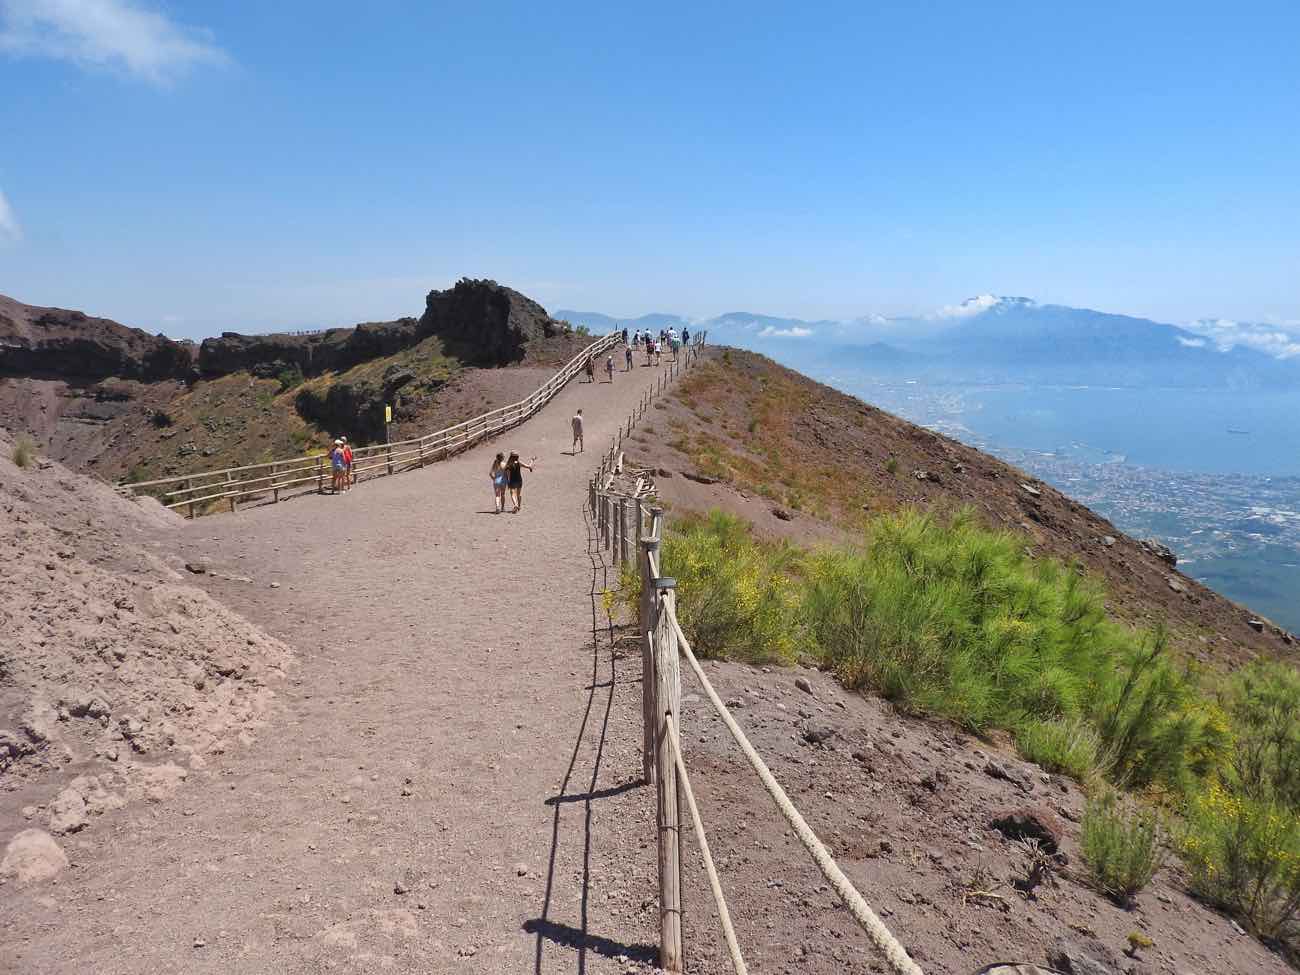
xmin=385 ymin=405 xmax=393 ymax=424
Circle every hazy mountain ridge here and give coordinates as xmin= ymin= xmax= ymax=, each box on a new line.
xmin=566 ymin=296 xmax=1300 ymax=389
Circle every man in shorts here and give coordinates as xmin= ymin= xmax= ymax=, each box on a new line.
xmin=571 ymin=409 xmax=584 ymax=453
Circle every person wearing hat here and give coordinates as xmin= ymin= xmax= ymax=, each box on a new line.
xmin=330 ymin=438 xmax=346 ymax=493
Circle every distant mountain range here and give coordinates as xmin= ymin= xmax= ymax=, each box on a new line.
xmin=559 ymin=297 xmax=1300 ymax=389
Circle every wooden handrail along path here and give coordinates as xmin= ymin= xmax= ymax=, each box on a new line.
xmin=587 ymin=335 xmax=925 ymax=975
xmin=118 ymin=331 xmax=624 ymax=516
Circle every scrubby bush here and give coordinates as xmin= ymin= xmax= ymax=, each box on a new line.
xmin=1220 ymin=661 xmax=1300 ymax=808
xmin=11 ymin=436 xmax=36 ymax=468
xmin=663 ymin=511 xmax=801 ymax=664
xmin=1091 ymin=629 xmax=1228 ymax=792
xmin=1080 ymin=792 xmax=1164 ymax=905
xmin=802 ymin=508 xmax=1116 ymax=731
xmin=1181 ymin=783 xmax=1300 ymax=939
xmin=1015 ymin=717 xmax=1105 ymax=782
xmin=277 ymin=365 xmax=305 ymax=392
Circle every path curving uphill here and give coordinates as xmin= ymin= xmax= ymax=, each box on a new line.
xmin=2 ymin=355 xmax=674 ymax=973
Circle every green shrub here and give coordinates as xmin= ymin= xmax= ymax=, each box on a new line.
xmin=1080 ymin=792 xmax=1164 ymax=905
xmin=885 ymin=457 xmax=899 ymax=475
xmin=1220 ymin=661 xmax=1300 ymax=808
xmin=277 ymin=365 xmax=305 ymax=392
xmin=1091 ymin=628 xmax=1226 ymax=792
xmin=575 ymin=325 xmax=591 ymax=337
xmin=11 ymin=436 xmax=36 ymax=469
xmin=1015 ymin=717 xmax=1105 ymax=782
xmin=651 ymin=511 xmax=801 ymax=664
xmin=1181 ymin=783 xmax=1300 ymax=939
xmin=803 ymin=508 xmax=1115 ymax=731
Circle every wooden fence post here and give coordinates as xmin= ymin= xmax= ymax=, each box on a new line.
xmin=640 ymin=509 xmax=659 ymax=785
xmin=316 ymin=456 xmax=324 ymax=494
xmin=613 ymin=496 xmax=624 ymax=564
xmin=226 ymin=471 xmax=237 ymax=513
xmin=186 ymin=478 xmax=195 ymax=520
xmin=654 ymin=579 xmax=684 ymax=972
xmin=272 ymin=463 xmax=280 ymax=503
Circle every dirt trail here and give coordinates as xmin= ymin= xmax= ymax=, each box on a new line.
xmin=1 ymin=358 xmax=676 ymax=973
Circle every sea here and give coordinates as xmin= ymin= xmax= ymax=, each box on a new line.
xmin=809 ymin=369 xmax=1300 ymax=635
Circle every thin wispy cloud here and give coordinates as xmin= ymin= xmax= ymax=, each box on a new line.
xmin=0 ymin=0 xmax=227 ymax=83
xmin=1183 ymin=318 xmax=1300 ymax=360
xmin=0 ymin=188 xmax=20 ymax=243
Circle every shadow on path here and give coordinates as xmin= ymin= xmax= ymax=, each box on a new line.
xmin=524 ymin=498 xmax=654 ymax=973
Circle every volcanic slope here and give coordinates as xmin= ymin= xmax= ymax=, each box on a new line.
xmin=625 ymin=346 xmax=1294 ymax=670
xmin=2 ymin=350 xmax=1293 ymax=975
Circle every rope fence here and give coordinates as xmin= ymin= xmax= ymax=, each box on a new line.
xmin=118 ymin=331 xmax=623 ymax=516
xmin=586 ymin=333 xmax=924 ymax=975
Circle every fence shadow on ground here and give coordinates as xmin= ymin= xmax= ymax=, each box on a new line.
xmin=523 ymin=499 xmax=656 ymax=973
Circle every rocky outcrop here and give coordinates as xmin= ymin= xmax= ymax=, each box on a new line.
xmin=419 ymin=278 xmax=559 ymax=365
xmin=0 ymin=295 xmax=194 ymax=381
xmin=197 ymin=319 xmax=420 ymax=378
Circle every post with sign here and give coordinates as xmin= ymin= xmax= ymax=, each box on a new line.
xmin=385 ymin=404 xmax=393 ymax=475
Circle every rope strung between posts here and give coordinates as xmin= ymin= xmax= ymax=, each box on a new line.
xmin=668 ymin=614 xmax=925 ymax=975
xmin=664 ymin=712 xmax=748 ymax=975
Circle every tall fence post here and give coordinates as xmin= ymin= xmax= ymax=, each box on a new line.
xmin=316 ymin=456 xmax=324 ymax=494
xmin=186 ymin=478 xmax=195 ymax=520
xmin=226 ymin=471 xmax=237 ymax=513
xmin=654 ymin=578 xmax=684 ymax=972
xmin=612 ymin=496 xmax=622 ymax=562
xmin=272 ymin=463 xmax=280 ymax=504
xmin=640 ymin=509 xmax=660 ymax=785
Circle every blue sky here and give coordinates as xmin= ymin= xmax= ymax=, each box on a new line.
xmin=1 ymin=0 xmax=1298 ymax=339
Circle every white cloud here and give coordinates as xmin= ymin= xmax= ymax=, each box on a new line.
xmin=0 ymin=0 xmax=227 ymax=83
xmin=1176 ymin=336 xmax=1207 ymax=348
xmin=1182 ymin=318 xmax=1300 ymax=360
xmin=758 ymin=325 xmax=813 ymax=338
xmin=936 ymin=294 xmax=1003 ymax=319
xmin=0 ymin=188 xmax=20 ymax=242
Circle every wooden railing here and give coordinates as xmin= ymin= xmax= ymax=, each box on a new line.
xmin=587 ymin=335 xmax=923 ymax=975
xmin=119 ymin=331 xmax=622 ymax=516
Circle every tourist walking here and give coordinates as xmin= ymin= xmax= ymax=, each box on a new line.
xmin=621 ymin=327 xmax=628 ymax=345
xmin=571 ymin=409 xmax=584 ymax=453
xmin=505 ymin=452 xmax=534 ymax=513
xmin=605 ymin=354 xmax=614 ymax=382
xmin=624 ymin=345 xmax=633 ymax=371
xmin=489 ymin=452 xmax=508 ymax=513
xmin=585 ymin=355 xmax=595 ymax=383
xmin=682 ymin=328 xmax=690 ymax=345
xmin=341 ymin=436 xmax=354 ymax=490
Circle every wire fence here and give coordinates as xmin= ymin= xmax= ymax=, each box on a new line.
xmin=587 ymin=335 xmax=924 ymax=975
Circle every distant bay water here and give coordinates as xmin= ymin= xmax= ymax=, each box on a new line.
xmin=808 ymin=368 xmax=1300 ymax=634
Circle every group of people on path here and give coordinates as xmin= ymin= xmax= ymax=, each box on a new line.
xmin=329 ymin=436 xmax=353 ymax=493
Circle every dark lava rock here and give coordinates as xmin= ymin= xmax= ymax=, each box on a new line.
xmin=1045 ymin=935 xmax=1124 ymax=975
xmin=771 ymin=507 xmax=793 ymax=521
xmin=990 ymin=804 xmax=1063 ymax=854
xmin=682 ymin=471 xmax=719 ymax=485
xmin=419 ymin=277 xmax=559 ymax=365
xmin=0 ymin=294 xmax=194 ymax=382
xmin=1140 ymin=537 xmax=1178 ymax=567
xmin=801 ymin=723 xmax=837 ymax=745
xmin=198 ymin=319 xmax=419 ymax=378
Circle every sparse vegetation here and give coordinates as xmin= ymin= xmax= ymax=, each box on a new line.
xmin=1015 ymin=717 xmax=1105 ymax=782
xmin=11 ymin=436 xmax=36 ymax=469
xmin=1080 ymin=792 xmax=1163 ymax=905
xmin=277 ymin=365 xmax=306 ymax=392
xmin=1180 ymin=783 xmax=1300 ymax=940
xmin=150 ymin=410 xmax=173 ymax=428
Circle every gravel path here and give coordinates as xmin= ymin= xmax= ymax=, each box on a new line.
xmin=3 ymin=359 xmax=677 ymax=973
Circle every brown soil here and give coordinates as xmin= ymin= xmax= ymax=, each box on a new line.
xmin=2 ymin=349 xmax=1292 ymax=975
xmin=625 ymin=347 xmax=1295 ymax=671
